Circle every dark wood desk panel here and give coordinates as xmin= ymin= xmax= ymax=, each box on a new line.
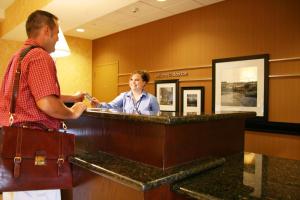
xmin=164 ymin=118 xmax=245 ymax=167
xmin=71 ymin=165 xmax=185 ymax=200
xmin=67 ymin=111 xmax=251 ymax=169
xmin=68 ymin=116 xmax=165 ymax=167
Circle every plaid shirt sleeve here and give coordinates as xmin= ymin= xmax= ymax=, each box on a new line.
xmin=27 ymin=50 xmax=60 ymax=101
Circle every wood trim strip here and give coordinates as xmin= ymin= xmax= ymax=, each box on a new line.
xmin=118 ymin=74 xmax=300 ymax=86
xmin=118 ymin=78 xmax=212 ymax=86
xmin=179 ymin=78 xmax=212 ymax=82
xmin=269 ymin=57 xmax=300 ymax=62
xmin=118 ymin=65 xmax=212 ymax=77
xmin=269 ymin=74 xmax=300 ymax=78
xmin=117 ymin=56 xmax=300 ymax=77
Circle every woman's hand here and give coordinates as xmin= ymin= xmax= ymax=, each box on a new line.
xmin=91 ymin=97 xmax=100 ymax=108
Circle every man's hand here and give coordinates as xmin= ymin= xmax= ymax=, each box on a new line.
xmin=72 ymin=91 xmax=85 ymax=102
xmin=70 ymin=102 xmax=87 ymax=119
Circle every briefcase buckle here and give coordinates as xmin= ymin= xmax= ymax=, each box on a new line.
xmin=35 ymin=151 xmax=47 ymax=166
xmin=35 ymin=155 xmax=46 ymax=166
xmin=14 ymin=156 xmax=22 ymax=163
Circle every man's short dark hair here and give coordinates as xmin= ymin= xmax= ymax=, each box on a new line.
xmin=26 ymin=10 xmax=58 ymax=38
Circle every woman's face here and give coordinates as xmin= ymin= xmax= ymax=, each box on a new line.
xmin=129 ymin=74 xmax=146 ymax=92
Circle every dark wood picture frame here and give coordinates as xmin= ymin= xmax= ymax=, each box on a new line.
xmin=155 ymin=79 xmax=179 ymax=112
xmin=212 ymin=54 xmax=269 ymax=123
xmin=181 ymin=87 xmax=205 ymax=115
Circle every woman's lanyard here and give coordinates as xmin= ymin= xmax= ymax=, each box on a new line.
xmin=132 ymin=95 xmax=143 ymax=114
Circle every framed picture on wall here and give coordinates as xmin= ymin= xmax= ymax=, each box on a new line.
xmin=155 ymin=79 xmax=179 ymax=112
xmin=212 ymin=54 xmax=269 ymax=122
xmin=181 ymin=87 xmax=205 ymax=115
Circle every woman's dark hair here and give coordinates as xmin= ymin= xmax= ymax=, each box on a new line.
xmin=131 ymin=70 xmax=150 ymax=83
xmin=26 ymin=10 xmax=58 ymax=38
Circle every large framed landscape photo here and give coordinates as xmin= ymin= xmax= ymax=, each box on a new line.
xmin=155 ymin=79 xmax=179 ymax=112
xmin=212 ymin=54 xmax=269 ymax=122
xmin=181 ymin=87 xmax=205 ymax=115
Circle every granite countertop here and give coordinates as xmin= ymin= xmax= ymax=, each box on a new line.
xmin=70 ymin=150 xmax=225 ymax=191
xmin=172 ymin=152 xmax=300 ymax=200
xmin=82 ymin=108 xmax=256 ymax=125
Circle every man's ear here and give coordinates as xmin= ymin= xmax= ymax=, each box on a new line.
xmin=41 ymin=25 xmax=50 ymax=37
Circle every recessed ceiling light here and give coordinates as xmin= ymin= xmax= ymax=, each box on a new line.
xmin=131 ymin=7 xmax=139 ymax=13
xmin=157 ymin=0 xmax=167 ymax=2
xmin=76 ymin=28 xmax=85 ymax=33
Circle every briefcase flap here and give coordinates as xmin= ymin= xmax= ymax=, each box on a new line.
xmin=1 ymin=126 xmax=74 ymax=160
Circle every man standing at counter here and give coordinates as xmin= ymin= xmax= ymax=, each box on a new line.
xmin=0 ymin=10 xmax=87 ymax=200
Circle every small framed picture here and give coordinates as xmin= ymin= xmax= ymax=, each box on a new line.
xmin=212 ymin=54 xmax=269 ymax=122
xmin=181 ymin=87 xmax=205 ymax=115
xmin=155 ymin=79 xmax=179 ymax=112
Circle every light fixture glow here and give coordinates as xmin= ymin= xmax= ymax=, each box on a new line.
xmin=50 ymin=26 xmax=71 ymax=58
xmin=157 ymin=0 xmax=167 ymax=2
xmin=76 ymin=28 xmax=85 ymax=33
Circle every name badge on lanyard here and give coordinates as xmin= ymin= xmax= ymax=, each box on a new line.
xmin=132 ymin=96 xmax=143 ymax=114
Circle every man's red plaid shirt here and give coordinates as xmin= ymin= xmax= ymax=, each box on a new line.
xmin=0 ymin=39 xmax=61 ymax=130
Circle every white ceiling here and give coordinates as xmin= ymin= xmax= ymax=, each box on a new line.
xmin=0 ymin=0 xmax=14 ymax=10
xmin=1 ymin=0 xmax=223 ymax=41
xmin=0 ymin=0 xmax=15 ymax=21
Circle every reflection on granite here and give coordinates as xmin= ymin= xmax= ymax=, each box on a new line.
xmin=173 ymin=152 xmax=300 ymax=200
xmin=84 ymin=108 xmax=255 ymax=125
xmin=70 ymin=150 xmax=225 ymax=191
xmin=87 ymin=108 xmax=159 ymax=116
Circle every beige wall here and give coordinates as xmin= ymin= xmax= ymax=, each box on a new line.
xmin=92 ymin=0 xmax=300 ymax=159
xmin=0 ymin=36 xmax=92 ymax=95
xmin=0 ymin=22 xmax=2 ymax=37
xmin=56 ymin=36 xmax=92 ymax=95
xmin=0 ymin=39 xmax=22 ymax=79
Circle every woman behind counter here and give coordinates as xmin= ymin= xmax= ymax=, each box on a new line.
xmin=92 ymin=70 xmax=160 ymax=114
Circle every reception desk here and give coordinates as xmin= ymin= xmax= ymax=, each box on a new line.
xmin=64 ymin=110 xmax=255 ymax=200
xmin=67 ymin=109 xmax=255 ymax=169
